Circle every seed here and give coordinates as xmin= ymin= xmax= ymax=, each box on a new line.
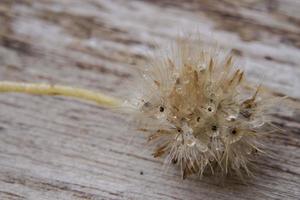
xmin=159 ymin=106 xmax=164 ymax=112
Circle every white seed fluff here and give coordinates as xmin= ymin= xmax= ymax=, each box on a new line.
xmin=126 ymin=37 xmax=276 ymax=179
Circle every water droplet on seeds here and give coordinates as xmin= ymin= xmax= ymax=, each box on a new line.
xmin=176 ymin=136 xmax=183 ymax=143
xmin=187 ymin=139 xmax=196 ymax=147
xmin=250 ymin=119 xmax=265 ymax=128
xmin=226 ymin=115 xmax=237 ymax=121
xmin=176 ymin=86 xmax=183 ymax=93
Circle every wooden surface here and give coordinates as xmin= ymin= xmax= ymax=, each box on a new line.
xmin=0 ymin=0 xmax=300 ymax=199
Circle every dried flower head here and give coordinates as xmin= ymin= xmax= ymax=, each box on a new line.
xmin=125 ymin=37 xmax=276 ymax=179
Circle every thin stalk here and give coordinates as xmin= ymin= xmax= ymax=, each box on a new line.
xmin=0 ymin=81 xmax=121 ymax=107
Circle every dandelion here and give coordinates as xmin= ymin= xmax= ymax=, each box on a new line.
xmin=125 ymin=38 xmax=277 ymax=179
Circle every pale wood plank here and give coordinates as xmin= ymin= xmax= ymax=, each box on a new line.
xmin=0 ymin=0 xmax=299 ymax=199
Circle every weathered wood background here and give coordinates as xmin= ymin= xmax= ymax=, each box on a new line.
xmin=0 ymin=0 xmax=299 ymax=199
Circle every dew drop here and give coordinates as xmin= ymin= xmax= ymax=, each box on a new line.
xmin=176 ymin=86 xmax=183 ymax=93
xmin=250 ymin=119 xmax=265 ymax=128
xmin=226 ymin=115 xmax=237 ymax=121
xmin=176 ymin=136 xmax=183 ymax=143
xmin=187 ymin=139 xmax=196 ymax=147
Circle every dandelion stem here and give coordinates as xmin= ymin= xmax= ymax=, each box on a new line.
xmin=0 ymin=81 xmax=121 ymax=107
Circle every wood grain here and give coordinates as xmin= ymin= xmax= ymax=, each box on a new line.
xmin=0 ymin=0 xmax=299 ymax=199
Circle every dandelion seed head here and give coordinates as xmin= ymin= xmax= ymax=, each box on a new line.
xmin=127 ymin=37 xmax=274 ymax=179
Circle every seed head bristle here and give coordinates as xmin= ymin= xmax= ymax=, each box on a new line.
xmin=127 ymin=38 xmax=275 ymax=179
